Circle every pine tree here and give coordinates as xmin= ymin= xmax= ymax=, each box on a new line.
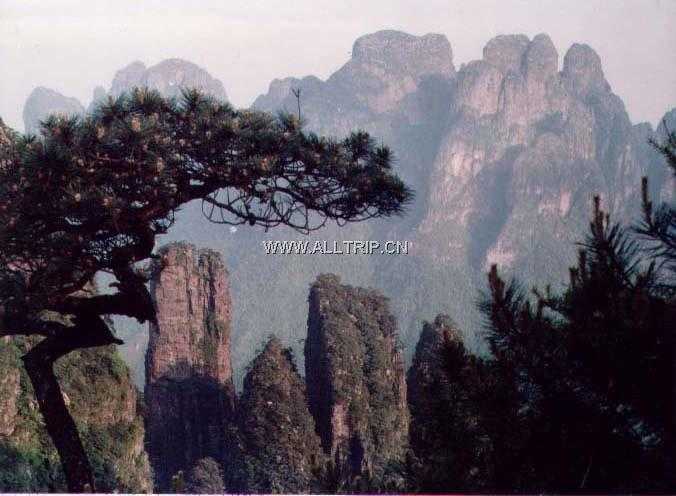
xmin=479 ymin=195 xmax=673 ymax=492
xmin=0 ymin=88 xmax=412 ymax=492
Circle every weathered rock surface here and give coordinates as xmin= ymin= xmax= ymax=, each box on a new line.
xmin=0 ymin=118 xmax=12 ymax=146
xmin=0 ymin=347 xmax=20 ymax=437
xmin=0 ymin=118 xmax=15 ymax=168
xmin=185 ymin=457 xmax=225 ymax=494
xmin=0 ymin=337 xmax=152 ymax=492
xmin=254 ymin=29 xmax=453 ymax=138
xmin=22 ymin=87 xmax=84 ymax=134
xmin=145 ymin=242 xmax=235 ymax=491
xmin=110 ymin=59 xmax=227 ymax=100
xmin=230 ymin=336 xmax=325 ymax=493
xmin=417 ymin=32 xmax=671 ymax=290
xmin=305 ymin=274 xmax=409 ymax=491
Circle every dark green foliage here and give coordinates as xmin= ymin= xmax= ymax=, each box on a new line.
xmin=186 ymin=457 xmax=225 ymax=494
xmin=229 ymin=336 xmax=325 ymax=493
xmin=0 ymin=441 xmax=63 ymax=492
xmin=0 ymin=337 xmax=151 ymax=493
xmin=305 ymin=275 xmax=409 ymax=492
xmin=475 ymin=196 xmax=673 ymax=492
xmin=407 ymin=315 xmax=492 ymax=492
xmin=636 ymin=131 xmax=676 ymax=278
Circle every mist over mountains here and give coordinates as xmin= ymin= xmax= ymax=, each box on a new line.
xmin=19 ymin=29 xmax=674 ymax=385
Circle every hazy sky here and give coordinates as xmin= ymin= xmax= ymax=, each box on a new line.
xmin=1 ymin=0 xmax=674 ymax=131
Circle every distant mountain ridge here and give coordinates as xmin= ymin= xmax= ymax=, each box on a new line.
xmin=17 ymin=30 xmax=675 ymax=385
xmin=22 ymin=58 xmax=228 ymax=134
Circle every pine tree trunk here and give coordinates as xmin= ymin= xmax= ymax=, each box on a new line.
xmin=22 ymin=341 xmax=96 ymax=493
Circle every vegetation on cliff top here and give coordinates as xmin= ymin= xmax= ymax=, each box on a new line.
xmin=0 ymin=337 xmax=151 ymax=493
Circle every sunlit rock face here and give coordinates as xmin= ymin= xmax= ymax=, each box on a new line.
xmin=22 ymin=87 xmax=84 ymax=134
xmin=145 ymin=242 xmax=235 ymax=492
xmin=305 ymin=274 xmax=409 ymax=490
xmin=110 ymin=59 xmax=228 ymax=101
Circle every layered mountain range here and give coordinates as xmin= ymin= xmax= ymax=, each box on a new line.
xmin=17 ymin=30 xmax=675 ymax=384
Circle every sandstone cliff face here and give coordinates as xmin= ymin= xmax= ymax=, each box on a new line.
xmin=305 ymin=274 xmax=409 ymax=490
xmin=110 ymin=59 xmax=228 ymax=101
xmin=145 ymin=242 xmax=235 ymax=491
xmin=231 ymin=337 xmax=325 ymax=493
xmin=0 ymin=337 xmax=152 ymax=492
xmin=417 ymin=33 xmax=667 ymax=286
xmin=253 ymin=29 xmax=453 ymax=209
xmin=22 ymin=87 xmax=84 ymax=135
xmin=255 ymin=30 xmax=453 ymax=128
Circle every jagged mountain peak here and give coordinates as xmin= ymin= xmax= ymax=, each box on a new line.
xmin=657 ymin=107 xmax=676 ymax=135
xmin=562 ymin=43 xmax=609 ymax=96
xmin=110 ymin=61 xmax=148 ymax=96
xmin=483 ymin=34 xmax=531 ymax=74
xmin=110 ymin=58 xmax=227 ymax=101
xmin=350 ymin=29 xmax=454 ymax=74
xmin=253 ymin=335 xmax=286 ymax=363
xmin=482 ymin=32 xmax=558 ymax=79
xmin=22 ymin=86 xmax=84 ymax=135
xmin=233 ymin=334 xmax=325 ymax=493
xmin=524 ymin=33 xmax=558 ymax=79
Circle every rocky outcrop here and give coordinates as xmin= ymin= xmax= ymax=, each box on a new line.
xmin=0 ymin=118 xmax=14 ymax=169
xmin=22 ymin=87 xmax=84 ymax=134
xmin=185 ymin=457 xmax=225 ymax=494
xmin=110 ymin=59 xmax=227 ymax=100
xmin=24 ymin=59 xmax=227 ymax=135
xmin=231 ymin=337 xmax=325 ymax=493
xmin=416 ymin=32 xmax=669 ymax=290
xmin=254 ymin=29 xmax=453 ymax=135
xmin=407 ymin=315 xmax=491 ymax=491
xmin=0 ymin=118 xmax=12 ymax=146
xmin=0 ymin=337 xmax=152 ymax=493
xmin=145 ymin=242 xmax=235 ymax=491
xmin=0 ymin=344 xmax=19 ymax=437
xmin=305 ymin=274 xmax=408 ymax=491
